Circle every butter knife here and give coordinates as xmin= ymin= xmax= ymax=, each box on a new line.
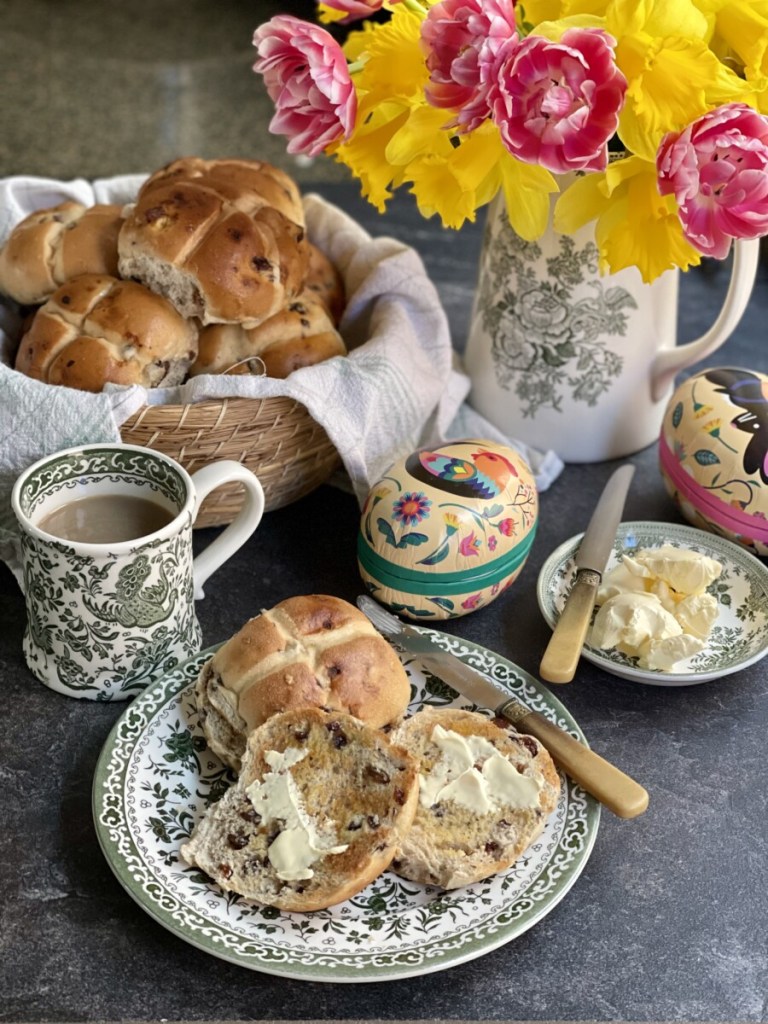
xmin=539 ymin=463 xmax=635 ymax=685
xmin=357 ymin=595 xmax=648 ymax=819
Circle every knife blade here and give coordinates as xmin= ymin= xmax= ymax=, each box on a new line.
xmin=357 ymin=595 xmax=648 ymax=819
xmin=539 ymin=463 xmax=635 ymax=685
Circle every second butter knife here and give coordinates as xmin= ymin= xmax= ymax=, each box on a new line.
xmin=357 ymin=595 xmax=649 ymax=819
xmin=539 ymin=463 xmax=635 ymax=685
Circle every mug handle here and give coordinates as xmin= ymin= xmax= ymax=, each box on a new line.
xmin=188 ymin=461 xmax=265 ymax=599
xmin=650 ymin=237 xmax=760 ymax=402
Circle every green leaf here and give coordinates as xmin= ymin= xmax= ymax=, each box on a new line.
xmin=376 ymin=517 xmax=398 ymax=547
xmin=694 ymin=449 xmax=720 ymax=466
xmin=672 ymin=401 xmax=683 ymax=428
xmin=417 ymin=538 xmax=451 ymax=566
xmin=396 ymin=532 xmax=429 ymax=548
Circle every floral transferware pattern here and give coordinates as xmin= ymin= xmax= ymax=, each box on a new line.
xmin=93 ymin=636 xmax=599 ymax=981
xmin=537 ymin=521 xmax=768 ymax=686
xmin=476 ymin=201 xmax=636 ymax=419
xmin=17 ymin=447 xmax=200 ymax=700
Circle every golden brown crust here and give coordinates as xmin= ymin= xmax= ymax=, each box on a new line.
xmin=196 ymin=595 xmax=412 ymax=771
xmin=14 ymin=273 xmax=198 ymax=391
xmin=0 ymin=201 xmax=123 ymax=305
xmin=188 ymin=289 xmax=346 ymax=379
xmin=118 ymin=157 xmax=310 ymax=325
xmin=304 ymin=242 xmax=345 ymax=325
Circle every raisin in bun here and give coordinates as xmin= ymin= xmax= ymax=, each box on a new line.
xmin=195 ymin=595 xmax=412 ymax=772
xmin=118 ymin=157 xmax=310 ymax=326
xmin=180 ymin=707 xmax=419 ymax=911
xmin=0 ymin=201 xmax=123 ymax=305
xmin=390 ymin=708 xmax=560 ymax=889
xmin=15 ymin=273 xmax=198 ymax=391
xmin=188 ymin=289 xmax=346 ymax=379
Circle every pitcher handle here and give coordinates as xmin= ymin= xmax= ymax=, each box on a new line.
xmin=650 ymin=237 xmax=760 ymax=402
xmin=188 ymin=461 xmax=265 ymax=599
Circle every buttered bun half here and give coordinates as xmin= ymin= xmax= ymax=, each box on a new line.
xmin=195 ymin=595 xmax=413 ymax=772
xmin=391 ymin=707 xmax=561 ymax=889
xmin=118 ymin=157 xmax=310 ymax=326
xmin=15 ymin=273 xmax=198 ymax=391
xmin=181 ymin=707 xmax=419 ymax=911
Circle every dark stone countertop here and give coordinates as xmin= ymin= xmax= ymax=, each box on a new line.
xmin=0 ymin=2 xmax=767 ymax=1020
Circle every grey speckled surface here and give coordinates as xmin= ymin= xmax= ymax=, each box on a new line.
xmin=1 ymin=2 xmax=767 ymax=1021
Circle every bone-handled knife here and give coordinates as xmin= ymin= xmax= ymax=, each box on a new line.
xmin=357 ymin=595 xmax=649 ymax=820
xmin=539 ymin=463 xmax=635 ymax=685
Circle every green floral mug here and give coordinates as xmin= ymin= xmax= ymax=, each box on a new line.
xmin=11 ymin=443 xmax=265 ymax=700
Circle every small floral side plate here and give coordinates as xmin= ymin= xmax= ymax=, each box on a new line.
xmin=93 ymin=634 xmax=599 ymax=982
xmin=537 ymin=521 xmax=768 ymax=687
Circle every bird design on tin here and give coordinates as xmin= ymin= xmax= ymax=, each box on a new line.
xmin=705 ymin=368 xmax=768 ymax=484
xmin=405 ymin=446 xmax=518 ymax=499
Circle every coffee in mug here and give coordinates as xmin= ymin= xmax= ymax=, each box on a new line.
xmin=12 ymin=443 xmax=265 ymax=700
xmin=37 ymin=494 xmax=175 ymax=543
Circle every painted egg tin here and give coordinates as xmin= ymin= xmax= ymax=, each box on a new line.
xmin=358 ymin=439 xmax=539 ymax=620
xmin=659 ymin=367 xmax=768 ymax=556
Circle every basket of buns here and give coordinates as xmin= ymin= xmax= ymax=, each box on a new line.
xmin=0 ymin=158 xmax=350 ymax=526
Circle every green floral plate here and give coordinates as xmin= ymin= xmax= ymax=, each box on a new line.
xmin=92 ymin=633 xmax=600 ymax=982
xmin=537 ymin=521 xmax=768 ymax=687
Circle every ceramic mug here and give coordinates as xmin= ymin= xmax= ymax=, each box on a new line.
xmin=463 ymin=193 xmax=760 ymax=463
xmin=11 ymin=443 xmax=265 ymax=700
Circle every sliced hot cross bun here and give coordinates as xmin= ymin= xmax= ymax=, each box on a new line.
xmin=195 ymin=595 xmax=413 ymax=772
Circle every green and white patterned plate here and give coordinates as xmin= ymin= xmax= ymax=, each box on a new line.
xmin=537 ymin=521 xmax=768 ymax=687
xmin=92 ymin=633 xmax=600 ymax=982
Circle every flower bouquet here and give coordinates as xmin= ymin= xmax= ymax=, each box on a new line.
xmin=252 ymin=0 xmax=768 ymax=283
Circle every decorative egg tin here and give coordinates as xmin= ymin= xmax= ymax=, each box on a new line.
xmin=357 ymin=439 xmax=538 ymax=620
xmin=659 ymin=367 xmax=768 ymax=556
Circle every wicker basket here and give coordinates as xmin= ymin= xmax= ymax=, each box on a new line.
xmin=120 ymin=396 xmax=340 ymax=528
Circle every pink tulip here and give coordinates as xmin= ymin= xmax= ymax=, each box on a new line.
xmin=657 ymin=103 xmax=768 ymax=259
xmin=320 ymin=0 xmax=388 ymax=24
xmin=491 ymin=29 xmax=626 ymax=174
xmin=421 ymin=0 xmax=519 ymax=133
xmin=252 ymin=16 xmax=357 ymax=157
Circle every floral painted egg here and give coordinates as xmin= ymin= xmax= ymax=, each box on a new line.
xmin=659 ymin=367 xmax=768 ymax=556
xmin=357 ymin=439 xmax=538 ymax=620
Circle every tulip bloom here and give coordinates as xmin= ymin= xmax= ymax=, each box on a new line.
xmin=491 ymin=29 xmax=627 ymax=175
xmin=253 ymin=16 xmax=357 ymax=157
xmin=320 ymin=0 xmax=387 ymax=23
xmin=421 ymin=0 xmax=518 ymax=133
xmin=657 ymin=103 xmax=768 ymax=259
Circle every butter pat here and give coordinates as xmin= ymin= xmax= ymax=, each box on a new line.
xmin=640 ymin=633 xmax=707 ymax=671
xmin=592 ymin=592 xmax=682 ymax=654
xmin=246 ymin=747 xmax=348 ymax=881
xmin=420 ymin=724 xmax=541 ymax=812
xmin=591 ymin=543 xmax=723 ymax=671
xmin=632 ymin=544 xmax=722 ymax=596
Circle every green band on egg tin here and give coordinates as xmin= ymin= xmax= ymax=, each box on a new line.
xmin=357 ymin=526 xmax=536 ymax=596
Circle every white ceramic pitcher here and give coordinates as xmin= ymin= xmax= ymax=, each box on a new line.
xmin=464 ymin=193 xmax=760 ymax=463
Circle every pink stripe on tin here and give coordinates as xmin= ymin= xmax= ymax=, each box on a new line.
xmin=659 ymin=433 xmax=768 ymax=543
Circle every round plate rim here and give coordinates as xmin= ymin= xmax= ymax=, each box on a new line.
xmin=92 ymin=637 xmax=600 ymax=982
xmin=536 ymin=520 xmax=768 ymax=687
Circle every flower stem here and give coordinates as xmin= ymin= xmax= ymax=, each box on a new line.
xmin=401 ymin=0 xmax=428 ymax=14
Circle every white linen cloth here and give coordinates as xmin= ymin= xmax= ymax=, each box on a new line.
xmin=0 ymin=174 xmax=563 ymax=582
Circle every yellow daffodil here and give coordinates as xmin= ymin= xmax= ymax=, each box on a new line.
xmin=607 ymin=0 xmax=752 ymax=160
xmin=554 ymin=156 xmax=702 ymax=281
